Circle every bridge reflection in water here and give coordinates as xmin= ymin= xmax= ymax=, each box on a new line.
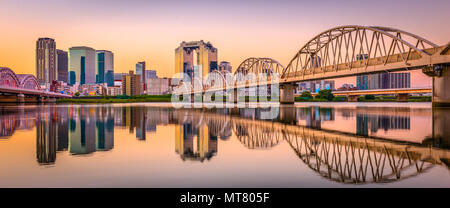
xmin=0 ymin=104 xmax=449 ymax=185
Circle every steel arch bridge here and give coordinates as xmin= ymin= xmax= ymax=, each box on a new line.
xmin=177 ymin=25 xmax=450 ymax=100
xmin=235 ymin=57 xmax=285 ymax=76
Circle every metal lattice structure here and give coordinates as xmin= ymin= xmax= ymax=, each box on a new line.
xmin=0 ymin=67 xmax=20 ymax=88
xmin=281 ymin=25 xmax=442 ymax=81
xmin=17 ymin=74 xmax=40 ymax=90
xmin=283 ymin=132 xmax=435 ymax=184
xmin=233 ymin=123 xmax=282 ymax=149
xmin=234 ymin=57 xmax=284 ymax=84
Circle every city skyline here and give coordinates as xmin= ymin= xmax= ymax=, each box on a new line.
xmin=1 ymin=0 xmax=449 ymax=86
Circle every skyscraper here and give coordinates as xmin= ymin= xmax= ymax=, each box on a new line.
xmin=56 ymin=49 xmax=68 ymax=83
xmin=175 ymin=40 xmax=218 ymax=80
xmin=96 ymin=50 xmax=114 ymax=86
xmin=36 ymin=38 xmax=57 ymax=86
xmin=68 ymin=46 xmax=96 ymax=85
xmin=136 ymin=61 xmax=146 ymax=91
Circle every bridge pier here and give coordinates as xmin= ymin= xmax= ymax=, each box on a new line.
xmin=279 ymin=83 xmax=295 ymax=104
xmin=347 ymin=95 xmax=359 ymax=102
xmin=397 ymin=93 xmax=409 ymax=102
xmin=190 ymin=93 xmax=203 ymax=103
xmin=230 ymin=88 xmax=245 ymax=103
xmin=432 ymin=65 xmax=450 ymax=107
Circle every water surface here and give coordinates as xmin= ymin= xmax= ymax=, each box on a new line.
xmin=0 ymin=102 xmax=449 ymax=187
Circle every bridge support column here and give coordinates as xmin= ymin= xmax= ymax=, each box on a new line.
xmin=397 ymin=93 xmax=409 ymax=102
xmin=432 ymin=65 xmax=450 ymax=107
xmin=347 ymin=95 xmax=359 ymax=102
xmin=279 ymin=84 xmax=295 ymax=104
xmin=17 ymin=94 xmax=25 ymax=103
xmin=231 ymin=88 xmax=245 ymax=103
xmin=190 ymin=93 xmax=203 ymax=103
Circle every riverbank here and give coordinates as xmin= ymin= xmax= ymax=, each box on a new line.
xmin=57 ymin=95 xmax=432 ymax=103
xmin=56 ymin=95 xmax=173 ymax=103
xmin=295 ymin=96 xmax=431 ymax=102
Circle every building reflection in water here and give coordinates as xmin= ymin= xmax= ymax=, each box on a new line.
xmin=175 ymin=116 xmax=218 ymax=162
xmin=36 ymin=106 xmax=57 ymax=165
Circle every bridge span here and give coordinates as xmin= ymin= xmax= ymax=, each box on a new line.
xmin=175 ymin=25 xmax=450 ymax=106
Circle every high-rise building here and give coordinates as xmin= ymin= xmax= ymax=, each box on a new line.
xmin=136 ymin=61 xmax=146 ymax=82
xmin=68 ymin=46 xmax=97 ymax=85
xmin=145 ymin=70 xmax=157 ymax=79
xmin=146 ymin=78 xmax=170 ymax=95
xmin=36 ymin=38 xmax=57 ymax=86
xmin=136 ymin=61 xmax=146 ymax=91
xmin=219 ymin=61 xmax=232 ymax=73
xmin=175 ymin=40 xmax=218 ymax=80
xmin=122 ymin=70 xmax=141 ymax=96
xmin=297 ymin=80 xmax=335 ymax=93
xmin=96 ymin=50 xmax=114 ymax=86
xmin=357 ymin=72 xmax=410 ymax=90
xmin=56 ymin=50 xmax=68 ymax=83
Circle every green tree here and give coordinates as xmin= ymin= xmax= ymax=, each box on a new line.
xmin=316 ymin=89 xmax=334 ymax=101
xmin=364 ymin=94 xmax=376 ymax=100
xmin=300 ymin=91 xmax=313 ymax=98
xmin=74 ymin=92 xmax=80 ymax=97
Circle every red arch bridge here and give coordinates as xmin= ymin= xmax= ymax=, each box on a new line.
xmin=0 ymin=67 xmax=72 ymax=102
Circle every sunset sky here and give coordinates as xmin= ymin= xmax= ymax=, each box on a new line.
xmin=0 ymin=0 xmax=449 ymax=87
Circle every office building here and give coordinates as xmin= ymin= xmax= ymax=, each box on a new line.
xmin=68 ymin=46 xmax=96 ymax=85
xmin=357 ymin=72 xmax=410 ymax=90
xmin=96 ymin=50 xmax=114 ymax=87
xmin=175 ymin=40 xmax=218 ymax=80
xmin=107 ymin=86 xmax=123 ymax=96
xmin=36 ymin=38 xmax=57 ymax=85
xmin=146 ymin=78 xmax=170 ymax=95
xmin=122 ymin=70 xmax=141 ymax=96
xmin=136 ymin=61 xmax=146 ymax=82
xmin=56 ymin=49 xmax=68 ymax=83
xmin=296 ymin=80 xmax=335 ymax=93
xmin=145 ymin=70 xmax=157 ymax=79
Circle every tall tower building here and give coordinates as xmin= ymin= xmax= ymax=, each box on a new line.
xmin=56 ymin=49 xmax=68 ymax=83
xmin=136 ymin=61 xmax=146 ymax=91
xmin=68 ymin=46 xmax=97 ymax=85
xmin=36 ymin=38 xmax=57 ymax=86
xmin=96 ymin=50 xmax=114 ymax=86
xmin=175 ymin=40 xmax=218 ymax=80
xmin=136 ymin=61 xmax=146 ymax=82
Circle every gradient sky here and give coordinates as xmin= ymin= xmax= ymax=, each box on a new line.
xmin=0 ymin=0 xmax=449 ymax=87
